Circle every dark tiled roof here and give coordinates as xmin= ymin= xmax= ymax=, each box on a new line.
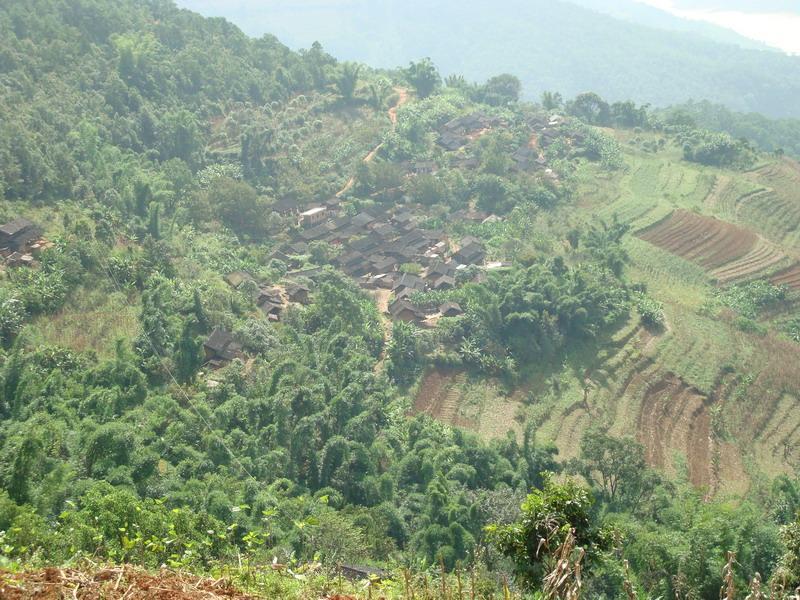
xmin=440 ymin=301 xmax=463 ymax=316
xmin=388 ymin=298 xmax=422 ymax=318
xmin=204 ymin=328 xmax=242 ymax=361
xmin=0 ymin=218 xmax=37 ymax=237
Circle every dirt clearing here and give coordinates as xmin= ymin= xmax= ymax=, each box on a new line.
xmin=0 ymin=566 xmax=256 ymax=599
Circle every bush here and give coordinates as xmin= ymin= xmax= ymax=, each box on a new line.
xmin=635 ymin=292 xmax=665 ymax=329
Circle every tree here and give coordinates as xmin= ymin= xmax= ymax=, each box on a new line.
xmin=386 ymin=320 xmax=419 ymax=385
xmin=147 ymin=202 xmax=161 ymax=239
xmin=405 ymin=58 xmax=441 ymax=99
xmin=478 ymin=74 xmax=521 ymax=106
xmin=407 ymin=173 xmax=449 ymax=206
xmin=175 ymin=319 xmax=203 ymax=384
xmin=0 ymin=294 xmax=25 ymax=347
xmin=335 ymin=62 xmax=361 ymax=102
xmin=487 ymin=475 xmax=610 ymax=590
xmin=207 ymin=177 xmax=269 ymax=239
xmin=777 ymin=515 xmax=800 ymax=589
xmin=192 ymin=289 xmax=209 ymax=334
xmin=541 ymin=91 xmax=563 ymax=111
xmin=569 ymin=92 xmax=611 ymax=126
xmin=578 ymin=431 xmax=655 ymax=510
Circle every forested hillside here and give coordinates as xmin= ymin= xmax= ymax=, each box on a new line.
xmin=178 ymin=0 xmax=800 ymax=118
xmin=0 ymin=1 xmax=799 ymax=599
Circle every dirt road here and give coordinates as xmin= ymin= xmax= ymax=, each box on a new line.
xmin=336 ymin=87 xmax=410 ymax=198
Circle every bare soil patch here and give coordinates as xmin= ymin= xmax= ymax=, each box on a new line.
xmin=0 ymin=566 xmax=255 ymax=599
xmin=636 ymin=372 xmax=713 ymax=488
xmin=637 ymin=209 xmax=758 ymax=272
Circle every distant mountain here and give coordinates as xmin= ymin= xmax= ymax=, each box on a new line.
xmin=569 ymin=0 xmax=772 ymax=50
xmin=177 ymin=0 xmax=800 ymax=118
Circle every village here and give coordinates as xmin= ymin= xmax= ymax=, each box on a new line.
xmin=2 ymin=109 xmax=577 ymax=370
xmin=204 ymin=108 xmax=582 ymax=367
xmin=204 ymin=200 xmax=503 ymax=366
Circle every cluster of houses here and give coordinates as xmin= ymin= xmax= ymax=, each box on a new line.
xmin=224 ymin=270 xmax=311 ymax=322
xmin=204 ymin=275 xmax=311 ymax=368
xmin=437 ymin=111 xmax=506 ymax=152
xmin=0 ymin=217 xmax=50 ymax=268
xmin=435 ymin=110 xmax=576 ymax=183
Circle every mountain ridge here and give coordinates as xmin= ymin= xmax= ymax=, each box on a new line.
xmin=177 ymin=0 xmax=800 ymax=118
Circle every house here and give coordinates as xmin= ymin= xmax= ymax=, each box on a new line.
xmin=452 ymin=156 xmax=480 ymax=170
xmin=272 ymin=198 xmax=300 ymax=215
xmin=299 ymin=206 xmax=327 ymax=227
xmin=350 ymin=212 xmax=377 ymax=230
xmin=324 ymin=196 xmax=342 ymax=210
xmin=388 ymin=298 xmax=423 ymax=323
xmin=440 ymin=302 xmax=464 ymax=318
xmin=511 ymin=146 xmax=540 ymax=171
xmin=454 ymin=241 xmax=486 ymax=265
xmin=392 ymin=210 xmax=415 ymax=229
xmin=224 ymin=271 xmax=253 ymax=289
xmin=299 ymin=223 xmax=331 ymax=242
xmin=372 ymin=222 xmax=398 ymax=239
xmin=350 ymin=233 xmax=382 ymax=254
xmin=288 ymin=242 xmax=309 ymax=255
xmin=203 ymin=328 xmax=243 ymax=366
xmin=286 ymin=283 xmax=311 ymax=305
xmin=4 ymin=252 xmax=35 ymax=267
xmin=432 ymin=275 xmax=455 ymax=290
xmin=370 ymin=255 xmax=398 ymax=273
xmin=0 ymin=218 xmax=42 ymax=251
xmin=452 ymin=209 xmax=488 ymax=223
xmin=392 ymin=273 xmax=426 ymax=295
xmin=426 ymin=260 xmax=457 ymax=283
xmin=384 ymin=244 xmax=417 ymax=263
xmin=330 ymin=215 xmax=352 ymax=231
xmin=410 ymin=160 xmax=437 ymax=175
xmin=288 ymin=267 xmax=323 ymax=280
xmin=339 ymin=565 xmax=389 ymax=583
xmin=258 ymin=298 xmax=283 ymax=321
xmin=252 ymin=286 xmax=283 ymax=320
xmin=438 ymin=131 xmax=467 ymax=151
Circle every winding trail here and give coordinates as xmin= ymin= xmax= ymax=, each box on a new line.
xmin=336 ymin=87 xmax=410 ymax=198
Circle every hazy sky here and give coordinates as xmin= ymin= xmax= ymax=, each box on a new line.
xmin=634 ymin=0 xmax=800 ymax=54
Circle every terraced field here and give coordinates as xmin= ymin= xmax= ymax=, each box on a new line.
xmin=635 ymin=372 xmax=711 ymax=488
xmin=413 ymin=369 xmax=470 ymax=428
xmin=637 ymin=209 xmax=788 ymax=283
xmin=708 ymin=160 xmax=800 ymax=249
xmin=710 ymin=238 xmax=788 ymax=284
xmin=770 ymin=263 xmax=800 ymax=291
xmin=413 ymin=370 xmax=524 ymax=439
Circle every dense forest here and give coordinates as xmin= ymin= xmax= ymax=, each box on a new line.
xmin=0 ymin=1 xmax=799 ymax=599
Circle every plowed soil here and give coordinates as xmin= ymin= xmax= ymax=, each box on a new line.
xmin=771 ymin=263 xmax=800 ymax=291
xmin=637 ymin=210 xmax=759 ymax=272
xmin=0 ymin=566 xmax=256 ymax=599
xmin=636 ymin=372 xmax=713 ymax=488
xmin=413 ymin=369 xmax=470 ymax=428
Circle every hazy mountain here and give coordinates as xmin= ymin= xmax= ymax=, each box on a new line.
xmin=569 ymin=0 xmax=773 ymax=50
xmin=177 ymin=0 xmax=800 ymax=118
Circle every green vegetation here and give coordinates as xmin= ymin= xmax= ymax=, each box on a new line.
xmin=1 ymin=1 xmax=799 ymax=599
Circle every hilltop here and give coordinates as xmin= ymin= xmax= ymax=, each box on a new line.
xmin=0 ymin=1 xmax=799 ymax=598
xmin=178 ymin=0 xmax=800 ymax=118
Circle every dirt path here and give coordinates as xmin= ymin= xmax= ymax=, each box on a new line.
xmin=336 ymin=87 xmax=410 ymax=198
xmin=371 ymin=289 xmax=393 ymax=374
